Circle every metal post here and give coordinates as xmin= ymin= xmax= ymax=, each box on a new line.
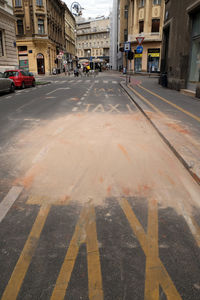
xmin=126 ymin=52 xmax=128 ymax=85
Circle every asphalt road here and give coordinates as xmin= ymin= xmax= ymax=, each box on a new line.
xmin=0 ymin=72 xmax=200 ymax=300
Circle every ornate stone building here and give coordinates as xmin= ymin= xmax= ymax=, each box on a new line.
xmin=13 ymin=0 xmax=65 ymax=75
xmin=76 ymin=16 xmax=110 ymax=67
xmin=127 ymin=0 xmax=165 ymax=72
xmin=161 ymin=0 xmax=200 ymax=95
xmin=64 ymin=4 xmax=76 ymax=70
xmin=0 ymin=0 xmax=18 ymax=72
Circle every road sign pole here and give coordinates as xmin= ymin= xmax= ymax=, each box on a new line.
xmin=126 ymin=52 xmax=128 ymax=85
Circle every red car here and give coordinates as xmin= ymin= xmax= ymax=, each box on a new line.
xmin=4 ymin=70 xmax=36 ymax=89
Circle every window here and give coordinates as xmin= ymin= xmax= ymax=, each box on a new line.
xmin=36 ymin=0 xmax=43 ymax=6
xmin=15 ymin=0 xmax=22 ymax=7
xmin=139 ymin=0 xmax=145 ymax=8
xmin=4 ymin=71 xmax=19 ymax=77
xmin=139 ymin=21 xmax=144 ymax=33
xmin=38 ymin=19 xmax=44 ymax=34
xmin=17 ymin=20 xmax=24 ymax=35
xmin=153 ymin=0 xmax=161 ymax=4
xmin=0 ymin=30 xmax=4 ymax=57
xmin=124 ymin=5 xmax=128 ymax=19
xmin=151 ymin=19 xmax=160 ymax=32
xmin=124 ymin=29 xmax=128 ymax=42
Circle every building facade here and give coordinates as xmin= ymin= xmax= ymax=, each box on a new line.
xmin=118 ymin=0 xmax=129 ymax=70
xmin=64 ymin=4 xmax=76 ymax=70
xmin=13 ymin=0 xmax=65 ymax=75
xmin=76 ymin=17 xmax=110 ymax=67
xmin=161 ymin=0 xmax=200 ymax=93
xmin=127 ymin=0 xmax=165 ymax=73
xmin=0 ymin=0 xmax=18 ymax=72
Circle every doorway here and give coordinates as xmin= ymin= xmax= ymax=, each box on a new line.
xmin=37 ymin=53 xmax=45 ymax=74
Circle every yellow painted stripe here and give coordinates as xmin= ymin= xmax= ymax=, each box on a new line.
xmin=128 ymin=84 xmax=164 ymax=115
xmin=119 ymin=198 xmax=182 ymax=300
xmin=145 ymin=198 xmax=159 ymax=300
xmin=138 ymin=84 xmax=200 ymax=123
xmin=51 ymin=206 xmax=103 ymax=300
xmin=1 ymin=205 xmax=50 ymax=300
xmin=86 ymin=206 xmax=104 ymax=300
xmin=190 ymin=217 xmax=200 ymax=248
xmin=50 ymin=208 xmax=87 ymax=300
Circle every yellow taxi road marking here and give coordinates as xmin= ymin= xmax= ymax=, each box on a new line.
xmin=1 ymin=204 xmax=51 ymax=300
xmin=128 ymin=85 xmax=163 ymax=115
xmin=108 ymin=104 xmax=120 ymax=113
xmin=84 ymin=103 xmax=94 ymax=112
xmin=0 ymin=186 xmax=23 ymax=223
xmin=138 ymin=84 xmax=200 ymax=123
xmin=92 ymin=104 xmax=105 ymax=113
xmin=126 ymin=104 xmax=134 ymax=113
xmin=51 ymin=205 xmax=103 ymax=300
xmin=119 ymin=198 xmax=182 ymax=300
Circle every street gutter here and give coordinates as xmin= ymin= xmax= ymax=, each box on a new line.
xmin=120 ymin=81 xmax=200 ymax=186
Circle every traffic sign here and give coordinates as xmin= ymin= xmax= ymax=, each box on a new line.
xmin=136 ymin=37 xmax=145 ymax=45
xmin=136 ymin=45 xmax=143 ymax=54
xmin=124 ymin=42 xmax=131 ymax=52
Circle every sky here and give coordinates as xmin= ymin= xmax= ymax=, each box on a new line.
xmin=63 ymin=0 xmax=112 ymax=19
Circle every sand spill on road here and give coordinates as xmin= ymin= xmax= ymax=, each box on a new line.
xmin=6 ymin=112 xmax=198 ymax=217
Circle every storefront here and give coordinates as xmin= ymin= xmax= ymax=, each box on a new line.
xmin=189 ymin=11 xmax=200 ymax=84
xmin=147 ymin=48 xmax=160 ymax=72
xmin=134 ymin=53 xmax=142 ymax=72
xmin=18 ymin=47 xmax=29 ymax=72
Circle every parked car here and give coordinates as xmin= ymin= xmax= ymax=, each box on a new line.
xmin=4 ymin=70 xmax=36 ymax=89
xmin=0 ymin=72 xmax=15 ymax=93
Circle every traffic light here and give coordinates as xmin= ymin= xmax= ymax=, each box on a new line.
xmin=128 ymin=51 xmax=134 ymax=60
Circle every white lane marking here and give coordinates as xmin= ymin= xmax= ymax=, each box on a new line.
xmin=80 ymin=97 xmax=85 ymax=100
xmin=77 ymin=102 xmax=82 ymax=105
xmin=46 ymin=96 xmax=56 ymax=99
xmin=103 ymin=80 xmax=108 ymax=83
xmin=46 ymin=87 xmax=70 ymax=95
xmin=5 ymin=96 xmax=12 ymax=99
xmin=32 ymin=144 xmax=52 ymax=164
xmin=95 ymin=80 xmax=99 ymax=83
xmin=52 ymin=127 xmax=64 ymax=136
xmin=24 ymin=118 xmax=40 ymax=121
xmin=0 ymin=186 xmax=23 ymax=223
xmin=69 ymin=80 xmax=74 ymax=83
xmin=77 ymin=80 xmax=82 ymax=83
xmin=72 ymin=107 xmax=78 ymax=111
xmin=112 ymin=81 xmax=117 ymax=84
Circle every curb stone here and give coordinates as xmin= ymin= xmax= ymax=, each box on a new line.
xmin=120 ymin=81 xmax=200 ymax=186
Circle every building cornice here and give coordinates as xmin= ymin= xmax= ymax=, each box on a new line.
xmin=0 ymin=6 xmax=16 ymax=20
xmin=186 ymin=0 xmax=200 ymax=14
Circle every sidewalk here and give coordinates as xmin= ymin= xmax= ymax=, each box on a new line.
xmin=120 ymin=76 xmax=200 ymax=184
